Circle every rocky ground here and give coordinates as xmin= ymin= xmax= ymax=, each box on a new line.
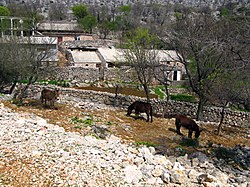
xmin=0 ymin=94 xmax=249 ymax=187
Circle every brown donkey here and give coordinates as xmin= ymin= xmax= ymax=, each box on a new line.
xmin=41 ymin=88 xmax=59 ymax=109
xmin=127 ymin=101 xmax=153 ymax=122
xmin=172 ymin=114 xmax=203 ymax=139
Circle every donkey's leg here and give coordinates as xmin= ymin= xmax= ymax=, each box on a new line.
xmin=188 ymin=130 xmax=193 ymax=139
xmin=175 ymin=120 xmax=183 ymax=135
xmin=146 ymin=112 xmax=149 ymax=122
xmin=135 ymin=110 xmax=140 ymax=119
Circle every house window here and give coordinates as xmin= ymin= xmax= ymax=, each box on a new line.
xmin=173 ymin=70 xmax=178 ymax=81
xmin=75 ymin=36 xmax=81 ymax=40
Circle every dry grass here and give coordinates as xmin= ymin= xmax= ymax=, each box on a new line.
xmin=1 ymin=99 xmax=249 ymax=186
xmin=3 ymin=99 xmax=249 ymax=149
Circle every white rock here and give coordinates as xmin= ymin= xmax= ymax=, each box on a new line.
xmin=124 ymin=165 xmax=143 ymax=184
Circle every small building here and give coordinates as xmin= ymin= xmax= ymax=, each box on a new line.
xmin=98 ymin=47 xmax=185 ymax=81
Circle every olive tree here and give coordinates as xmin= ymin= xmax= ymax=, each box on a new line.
xmin=0 ymin=36 xmax=56 ymax=102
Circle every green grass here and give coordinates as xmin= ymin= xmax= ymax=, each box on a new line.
xmin=74 ymin=125 xmax=83 ymax=129
xmin=154 ymin=86 xmax=166 ymax=99
xmin=18 ymin=79 xmax=70 ymax=87
xmin=170 ymin=94 xmax=196 ymax=102
xmin=70 ymin=116 xmax=93 ymax=126
xmin=37 ymin=80 xmax=70 ymax=87
xmin=230 ymin=106 xmax=250 ymax=113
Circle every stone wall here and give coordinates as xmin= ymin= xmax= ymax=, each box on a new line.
xmin=28 ymin=85 xmax=250 ymax=128
xmin=39 ymin=67 xmax=187 ymax=88
xmin=39 ymin=67 xmax=100 ymax=83
xmin=39 ymin=67 xmax=138 ymax=84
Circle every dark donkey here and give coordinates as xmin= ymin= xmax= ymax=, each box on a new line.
xmin=41 ymin=88 xmax=60 ymax=109
xmin=172 ymin=114 xmax=203 ymax=139
xmin=127 ymin=101 xmax=153 ymax=122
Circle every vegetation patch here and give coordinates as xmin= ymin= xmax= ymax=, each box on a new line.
xmin=70 ymin=116 xmax=93 ymax=126
xmin=135 ymin=141 xmax=158 ymax=147
xmin=170 ymin=94 xmax=197 ymax=103
xmin=37 ymin=80 xmax=70 ymax=87
xmin=154 ymin=86 xmax=166 ymax=99
xmin=180 ymin=138 xmax=199 ymax=147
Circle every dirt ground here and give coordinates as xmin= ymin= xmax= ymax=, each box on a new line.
xmin=3 ymin=99 xmax=249 ymax=157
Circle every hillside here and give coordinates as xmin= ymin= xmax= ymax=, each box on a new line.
xmin=0 ymin=95 xmax=249 ymax=186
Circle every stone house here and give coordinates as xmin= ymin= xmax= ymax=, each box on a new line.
xmin=97 ymin=47 xmax=185 ymax=81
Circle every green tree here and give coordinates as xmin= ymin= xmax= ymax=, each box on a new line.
xmin=79 ymin=14 xmax=97 ymax=33
xmin=0 ymin=6 xmax=10 ymax=16
xmin=98 ymin=20 xmax=117 ymax=39
xmin=119 ymin=5 xmax=131 ymax=13
xmin=72 ymin=4 xmax=89 ymax=21
xmin=123 ymin=28 xmax=160 ymax=102
xmin=0 ymin=36 xmax=55 ymax=102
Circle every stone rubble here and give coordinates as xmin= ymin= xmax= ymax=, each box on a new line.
xmin=0 ymin=98 xmax=249 ymax=186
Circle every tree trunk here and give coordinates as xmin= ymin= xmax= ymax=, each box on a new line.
xmin=217 ymin=102 xmax=228 ymax=135
xmin=13 ymin=76 xmax=37 ymax=103
xmin=196 ymin=98 xmax=207 ymax=120
xmin=142 ymin=84 xmax=150 ymax=103
xmin=164 ymin=85 xmax=170 ymax=101
xmin=9 ymin=81 xmax=17 ymax=94
xmin=162 ymin=85 xmax=170 ymax=118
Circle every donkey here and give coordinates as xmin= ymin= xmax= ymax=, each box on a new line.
xmin=171 ymin=114 xmax=203 ymax=139
xmin=41 ymin=88 xmax=60 ymax=109
xmin=127 ymin=101 xmax=153 ymax=122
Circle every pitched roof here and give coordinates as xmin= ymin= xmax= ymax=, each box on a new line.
xmin=37 ymin=21 xmax=83 ymax=32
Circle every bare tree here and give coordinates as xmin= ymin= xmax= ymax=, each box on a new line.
xmin=163 ymin=11 xmax=239 ymax=120
xmin=48 ymin=2 xmax=67 ymax=21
